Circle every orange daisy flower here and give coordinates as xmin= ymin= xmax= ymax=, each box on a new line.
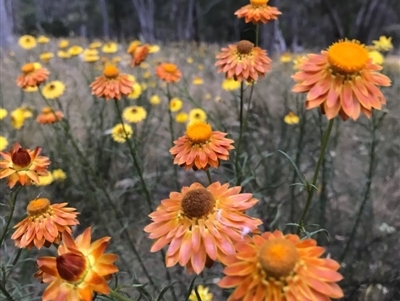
xmin=144 ymin=182 xmax=262 ymax=274
xmin=170 ymin=121 xmax=234 ymax=171
xmin=0 ymin=143 xmax=50 ymax=188
xmin=292 ymin=39 xmax=391 ymax=120
xmin=235 ymin=0 xmax=282 ymax=24
xmin=36 ymin=227 xmax=118 ymax=301
xmin=16 ymin=63 xmax=50 ymax=89
xmin=11 ymin=198 xmax=79 ymax=249
xmin=156 ymin=62 xmax=182 ymax=83
xmin=36 ymin=107 xmax=64 ymax=124
xmin=90 ymin=64 xmax=134 ymax=100
xmin=216 ymin=40 xmax=272 ymax=82
xmin=131 ymin=44 xmax=150 ymax=67
xmin=219 ymin=230 xmax=344 ymax=301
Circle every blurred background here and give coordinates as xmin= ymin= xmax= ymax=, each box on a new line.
xmin=1 ymin=0 xmax=400 ymax=52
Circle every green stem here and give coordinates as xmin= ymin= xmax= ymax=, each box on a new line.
xmin=297 ymin=118 xmax=335 ymax=235
xmin=0 ymin=282 xmax=15 ymax=301
xmin=206 ymin=170 xmax=212 ymax=185
xmin=255 ymin=24 xmax=260 ymax=47
xmin=235 ymin=82 xmax=245 ymax=186
xmin=110 ymin=290 xmax=135 ymax=301
xmin=0 ymin=186 xmax=23 ymax=247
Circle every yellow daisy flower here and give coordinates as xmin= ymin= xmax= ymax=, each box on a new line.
xmin=169 ymin=98 xmax=183 ymax=112
xmin=0 ymin=108 xmax=8 ymax=120
xmin=189 ymin=108 xmax=207 ymax=122
xmin=52 ymin=169 xmax=67 ymax=181
xmin=189 ymin=285 xmax=213 ymax=301
xmin=37 ymin=35 xmax=50 ymax=44
xmin=150 ymin=95 xmax=161 ymax=105
xmin=175 ymin=112 xmax=188 ymax=123
xmin=222 ymin=78 xmax=240 ymax=91
xmin=23 ymin=86 xmax=38 ymax=93
xmin=102 ymin=42 xmax=118 ymax=53
xmin=89 ymin=41 xmax=102 ymax=49
xmin=0 ymin=136 xmax=8 ymax=152
xmin=123 ymin=106 xmax=147 ymax=123
xmin=368 ymin=50 xmax=384 ymax=65
xmin=111 ymin=123 xmax=133 ymax=143
xmin=127 ymin=83 xmax=143 ymax=99
xmin=372 ymin=36 xmax=393 ymax=52
xmin=149 ymin=44 xmax=160 ymax=53
xmin=83 ymin=54 xmax=100 ymax=63
xmin=58 ymin=39 xmax=69 ymax=49
xmin=187 ymin=57 xmax=194 ymax=64
xmin=11 ymin=109 xmax=26 ymax=129
xmin=40 ymin=52 xmax=54 ymax=63
xmin=84 ymin=49 xmax=99 ymax=56
xmin=143 ymin=71 xmax=151 ymax=79
xmin=19 ymin=35 xmax=37 ymax=50
xmin=284 ymin=112 xmax=300 ymax=125
xmin=68 ymin=46 xmax=84 ymax=56
xmin=36 ymin=173 xmax=54 ymax=186
xmin=192 ymin=76 xmax=204 ymax=85
xmin=42 ymin=81 xmax=66 ymax=99
xmin=57 ymin=50 xmax=71 ymax=59
xmin=280 ymin=52 xmax=292 ymax=63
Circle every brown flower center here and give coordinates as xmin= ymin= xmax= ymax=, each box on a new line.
xmin=131 ymin=108 xmax=138 ymax=113
xmin=251 ymin=0 xmax=268 ymax=5
xmin=56 ymin=252 xmax=87 ymax=282
xmin=186 ymin=122 xmax=212 ymax=144
xmin=21 ymin=63 xmax=35 ymax=74
xmin=236 ymin=40 xmax=254 ymax=55
xmin=181 ymin=188 xmax=215 ymax=219
xmin=11 ymin=148 xmax=32 ymax=169
xmin=48 ymin=84 xmax=55 ymax=90
xmin=27 ymin=198 xmax=51 ymax=216
xmin=258 ymin=238 xmax=299 ymax=279
xmin=103 ymin=65 xmax=119 ymax=78
xmin=163 ymin=63 xmax=178 ymax=73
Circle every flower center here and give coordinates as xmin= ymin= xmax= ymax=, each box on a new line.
xmin=258 ymin=238 xmax=299 ymax=279
xmin=27 ymin=198 xmax=51 ymax=216
xmin=21 ymin=63 xmax=35 ymax=74
xmin=327 ymin=40 xmax=369 ymax=74
xmin=11 ymin=148 xmax=32 ymax=169
xmin=48 ymin=84 xmax=55 ymax=90
xmin=163 ymin=63 xmax=178 ymax=73
xmin=251 ymin=0 xmax=268 ymax=6
xmin=103 ymin=65 xmax=119 ymax=78
xmin=56 ymin=252 xmax=87 ymax=283
xmin=42 ymin=107 xmax=53 ymax=114
xmin=181 ymin=188 xmax=215 ymax=219
xmin=186 ymin=122 xmax=212 ymax=144
xmin=236 ymin=40 xmax=254 ymax=55
xmin=131 ymin=108 xmax=138 ymax=113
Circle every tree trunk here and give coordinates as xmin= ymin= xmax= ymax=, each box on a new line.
xmin=0 ymin=0 xmax=13 ymax=47
xmin=99 ymin=0 xmax=110 ymax=39
xmin=131 ymin=0 xmax=155 ymax=43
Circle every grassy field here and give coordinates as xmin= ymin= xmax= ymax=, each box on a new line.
xmin=0 ymin=38 xmax=399 ymax=301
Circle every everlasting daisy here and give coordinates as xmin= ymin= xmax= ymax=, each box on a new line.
xmin=57 ymin=50 xmax=71 ymax=59
xmin=38 ymin=35 xmax=50 ymax=44
xmin=127 ymin=40 xmax=141 ymax=54
xmin=187 ymin=57 xmax=194 ymax=64
xmin=219 ymin=230 xmax=344 ymax=301
xmin=235 ymin=0 xmax=282 ymax=24
xmin=36 ymin=227 xmax=118 ymax=300
xmin=0 ymin=108 xmax=7 ymax=120
xmin=36 ymin=107 xmax=64 ymax=124
xmin=176 ymin=112 xmax=189 ymax=123
xmin=42 ymin=81 xmax=66 ymax=99
xmin=11 ymin=108 xmax=27 ymax=129
xmin=84 ymin=49 xmax=99 ymax=56
xmin=192 ymin=76 xmax=204 ymax=85
xmin=123 ymin=106 xmax=147 ymax=123
xmin=284 ymin=112 xmax=300 ymax=125
xmin=150 ymin=95 xmax=161 ymax=105
xmin=58 ymin=39 xmax=69 ymax=49
xmin=90 ymin=65 xmax=134 ymax=100
xmin=127 ymin=82 xmax=143 ymax=99
xmin=170 ymin=121 xmax=234 ymax=170
xmin=149 ymin=44 xmax=160 ymax=53
xmin=189 ymin=108 xmax=207 ymax=123
xmin=280 ymin=52 xmax=292 ymax=63
xmin=216 ymin=40 xmax=272 ymax=82
xmin=131 ymin=44 xmax=150 ymax=67
xmin=19 ymin=35 xmax=37 ymax=49
xmin=144 ymin=182 xmax=262 ymax=274
xmin=83 ymin=54 xmax=100 ymax=63
xmin=222 ymin=78 xmax=241 ymax=91
xmin=169 ymin=97 xmax=183 ymax=112
xmin=0 ymin=136 xmax=8 ymax=152
xmin=16 ymin=63 xmax=50 ymax=89
xmin=292 ymin=39 xmax=391 ymax=120
xmin=52 ymin=169 xmax=67 ymax=181
xmin=189 ymin=285 xmax=213 ymax=301
xmin=35 ymin=173 xmax=54 ymax=186
xmin=368 ymin=50 xmax=384 ymax=65
xmin=40 ymin=52 xmax=55 ymax=63
xmin=89 ymin=41 xmax=102 ymax=49
xmin=0 ymin=143 xmax=51 ymax=188
xmin=68 ymin=45 xmax=83 ymax=56
xmin=156 ymin=63 xmax=182 ymax=83
xmin=11 ymin=198 xmax=79 ymax=249
xmin=111 ymin=123 xmax=133 ymax=143
xmin=102 ymin=42 xmax=118 ymax=53
xmin=372 ymin=36 xmax=393 ymax=52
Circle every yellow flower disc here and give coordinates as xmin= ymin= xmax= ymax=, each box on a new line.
xmin=327 ymin=40 xmax=369 ymax=74
xmin=251 ymin=0 xmax=268 ymax=5
xmin=103 ymin=65 xmax=119 ymax=78
xmin=186 ymin=122 xmax=212 ymax=143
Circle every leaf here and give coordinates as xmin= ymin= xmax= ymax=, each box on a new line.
xmin=156 ymin=282 xmax=179 ymax=301
xmin=184 ymin=275 xmax=198 ymax=301
xmin=278 ymin=150 xmax=304 ymax=184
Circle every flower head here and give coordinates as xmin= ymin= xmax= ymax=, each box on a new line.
xmin=235 ymin=0 xmax=282 ymax=24
xmin=57 ymin=50 xmax=71 ymax=59
xmin=40 ymin=52 xmax=55 ymax=63
xmin=123 ymin=106 xmax=147 ymax=123
xmin=36 ymin=227 xmax=118 ymax=301
xmin=16 ymin=63 xmax=50 ymax=89
xmin=68 ymin=45 xmax=83 ymax=56
xmin=131 ymin=44 xmax=150 ymax=67
xmin=170 ymin=121 xmax=234 ymax=170
xmin=38 ymin=36 xmax=50 ymax=44
xmin=156 ymin=63 xmax=182 ymax=83
xmin=189 ymin=285 xmax=213 ymax=301
xmin=19 ymin=35 xmax=37 ymax=49
xmin=102 ymin=42 xmax=118 ymax=53
xmin=372 ymin=36 xmax=393 ymax=52
xmin=58 ymin=39 xmax=69 ymax=49
xmin=0 ymin=143 xmax=51 ymax=188
xmin=222 ymin=78 xmax=241 ymax=91
xmin=90 ymin=65 xmax=134 ymax=100
xmin=111 ymin=123 xmax=133 ymax=143
xmin=292 ymin=39 xmax=391 ymax=120
xmin=11 ymin=107 xmax=33 ymax=129
xmin=368 ymin=50 xmax=384 ymax=65
xmin=192 ymin=76 xmax=204 ymax=85
xmin=176 ymin=112 xmax=189 ymax=123
xmin=219 ymin=230 xmax=344 ymax=301
xmin=150 ymin=95 xmax=161 ymax=105
xmin=52 ymin=169 xmax=67 ymax=181
xmin=170 ymin=98 xmax=183 ymax=112
xmin=144 ymin=182 xmax=262 ymax=274
xmin=36 ymin=107 xmax=64 ymax=124
xmin=149 ymin=44 xmax=160 ymax=53
xmin=42 ymin=81 xmax=66 ymax=99
xmin=0 ymin=136 xmax=8 ymax=152
xmin=280 ymin=52 xmax=292 ymax=63
xmin=0 ymin=108 xmax=7 ymax=120
xmin=284 ymin=112 xmax=300 ymax=125
xmin=89 ymin=41 xmax=102 ymax=49
xmin=189 ymin=108 xmax=207 ymax=123
xmin=216 ymin=40 xmax=272 ymax=82
xmin=12 ymin=198 xmax=79 ymax=249
xmin=35 ymin=173 xmax=54 ymax=186
xmin=127 ymin=82 xmax=143 ymax=99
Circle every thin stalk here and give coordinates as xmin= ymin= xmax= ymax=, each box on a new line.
xmin=110 ymin=290 xmax=135 ymax=301
xmin=255 ymin=24 xmax=260 ymax=46
xmin=0 ymin=282 xmax=15 ymax=301
xmin=297 ymin=118 xmax=335 ymax=235
xmin=206 ymin=170 xmax=212 ymax=185
xmin=235 ymin=82 xmax=245 ymax=186
xmin=0 ymin=186 xmax=23 ymax=247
